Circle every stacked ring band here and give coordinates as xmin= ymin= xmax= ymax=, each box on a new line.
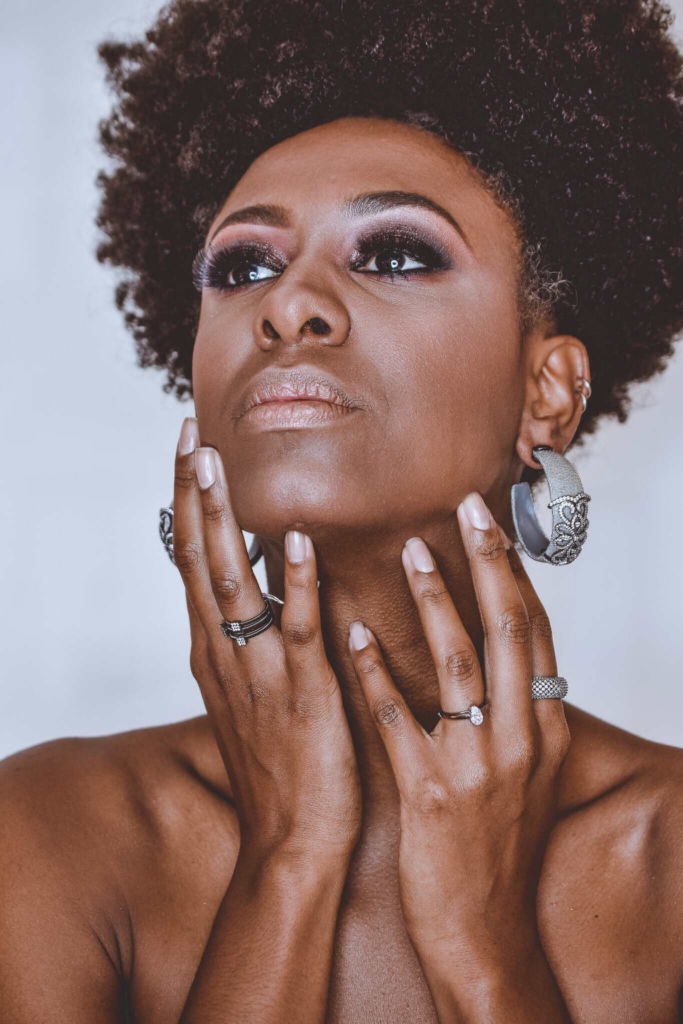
xmin=220 ymin=596 xmax=275 ymax=646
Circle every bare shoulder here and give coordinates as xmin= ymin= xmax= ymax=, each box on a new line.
xmin=557 ymin=704 xmax=683 ymax=875
xmin=0 ymin=716 xmax=236 ymax=1016
xmin=540 ymin=704 xmax=683 ymax=1002
xmin=0 ymin=715 xmax=232 ymax=883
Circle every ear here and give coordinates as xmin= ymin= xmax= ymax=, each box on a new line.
xmin=516 ymin=333 xmax=591 ymax=469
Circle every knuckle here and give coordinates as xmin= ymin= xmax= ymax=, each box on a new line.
xmin=416 ymin=579 xmax=451 ymax=609
xmin=174 ymin=464 xmax=196 ymax=491
xmin=209 ymin=571 xmax=244 ymax=606
xmin=442 ymin=647 xmax=478 ymax=683
xmin=202 ymin=498 xmax=230 ymax=525
xmin=529 ymin=609 xmax=553 ymax=642
xmin=173 ymin=541 xmax=204 ymax=576
xmin=495 ymin=608 xmax=531 ymax=646
xmin=372 ymin=696 xmax=405 ymax=729
xmin=415 ymin=777 xmax=451 ymax=814
xmin=546 ymin=720 xmax=571 ymax=764
xmin=281 ymin=618 xmax=318 ymax=650
xmin=474 ymin=532 xmax=508 ymax=564
xmin=506 ymin=738 xmax=539 ymax=776
xmin=357 ymin=652 xmax=385 ymax=677
xmin=456 ymin=761 xmax=494 ymax=798
xmin=189 ymin=647 xmax=205 ymax=681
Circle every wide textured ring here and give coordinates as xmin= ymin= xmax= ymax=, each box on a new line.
xmin=220 ymin=596 xmax=278 ymax=647
xmin=438 ymin=700 xmax=489 ymax=726
xmin=531 ymin=675 xmax=568 ymax=700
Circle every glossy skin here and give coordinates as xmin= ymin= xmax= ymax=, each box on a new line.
xmin=1 ymin=117 xmax=683 ymax=1022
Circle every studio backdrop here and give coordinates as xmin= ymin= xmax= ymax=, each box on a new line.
xmin=2 ymin=0 xmax=682 ymax=758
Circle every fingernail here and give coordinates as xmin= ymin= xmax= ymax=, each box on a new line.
xmin=460 ymin=492 xmax=494 ymax=530
xmin=195 ymin=448 xmax=216 ymax=489
xmin=178 ymin=417 xmax=199 ymax=455
xmin=285 ymin=530 xmax=307 ymax=564
xmin=349 ymin=620 xmax=370 ymax=651
xmin=404 ymin=537 xmax=434 ymax=573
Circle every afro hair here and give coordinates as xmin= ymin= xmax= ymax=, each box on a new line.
xmin=95 ymin=0 xmax=683 ymax=477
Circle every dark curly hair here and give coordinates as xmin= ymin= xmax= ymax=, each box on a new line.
xmin=95 ymin=0 xmax=683 ymax=476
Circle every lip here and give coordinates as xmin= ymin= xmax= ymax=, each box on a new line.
xmin=236 ymin=369 xmax=361 ymax=429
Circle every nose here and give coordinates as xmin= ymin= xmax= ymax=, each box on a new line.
xmin=253 ymin=273 xmax=351 ymax=351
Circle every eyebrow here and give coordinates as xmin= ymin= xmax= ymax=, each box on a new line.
xmin=208 ymin=190 xmax=471 ymax=249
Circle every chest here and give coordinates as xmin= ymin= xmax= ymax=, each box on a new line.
xmin=124 ymin=824 xmax=676 ymax=1024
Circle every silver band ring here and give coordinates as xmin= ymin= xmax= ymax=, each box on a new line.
xmin=438 ymin=700 xmax=488 ymax=726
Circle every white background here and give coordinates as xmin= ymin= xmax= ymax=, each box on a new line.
xmin=2 ymin=0 xmax=682 ymax=759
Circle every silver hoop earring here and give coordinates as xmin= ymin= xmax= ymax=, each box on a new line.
xmin=158 ymin=502 xmax=264 ymax=568
xmin=510 ymin=446 xmax=591 ymax=565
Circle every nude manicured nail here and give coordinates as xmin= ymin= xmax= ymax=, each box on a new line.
xmin=405 ymin=537 xmax=435 ymax=573
xmin=195 ymin=448 xmax=216 ymax=489
xmin=349 ymin=621 xmax=371 ymax=651
xmin=460 ymin=492 xmax=494 ymax=530
xmin=178 ymin=417 xmax=199 ymax=455
xmin=285 ymin=530 xmax=307 ymax=564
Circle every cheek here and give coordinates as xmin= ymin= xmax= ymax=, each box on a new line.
xmin=371 ymin=275 xmax=524 ymax=500
xmin=191 ymin=310 xmax=241 ymax=432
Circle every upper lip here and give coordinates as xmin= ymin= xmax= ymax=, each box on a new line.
xmin=237 ymin=369 xmax=359 ymax=419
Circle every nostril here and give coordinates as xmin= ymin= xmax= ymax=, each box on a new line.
xmin=263 ymin=319 xmax=279 ymax=340
xmin=306 ymin=317 xmax=331 ymax=336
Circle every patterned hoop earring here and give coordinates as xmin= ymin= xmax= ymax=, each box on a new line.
xmin=510 ymin=445 xmax=591 ymax=565
xmin=158 ymin=502 xmax=264 ymax=568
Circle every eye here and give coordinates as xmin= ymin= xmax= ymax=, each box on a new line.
xmin=360 ymin=249 xmax=428 ymax=274
xmin=192 ymin=242 xmax=285 ymax=293
xmin=351 ymin=228 xmax=452 ymax=279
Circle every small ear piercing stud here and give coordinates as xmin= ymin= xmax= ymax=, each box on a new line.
xmin=577 ymin=376 xmax=592 ymax=413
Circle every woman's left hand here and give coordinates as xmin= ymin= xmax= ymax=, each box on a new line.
xmin=347 ymin=491 xmax=572 ymax=1017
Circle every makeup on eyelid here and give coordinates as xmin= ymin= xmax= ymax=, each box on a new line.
xmin=192 ymin=222 xmax=456 ymax=294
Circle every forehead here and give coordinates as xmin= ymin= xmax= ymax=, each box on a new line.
xmin=212 ymin=117 xmax=519 ymax=259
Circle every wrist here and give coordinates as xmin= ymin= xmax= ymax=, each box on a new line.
xmin=414 ymin=932 xmax=569 ymax=1021
xmin=234 ymin=841 xmax=352 ymax=891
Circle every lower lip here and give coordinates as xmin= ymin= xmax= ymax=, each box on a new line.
xmin=240 ymin=400 xmax=357 ymax=429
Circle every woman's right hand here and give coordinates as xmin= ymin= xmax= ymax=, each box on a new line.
xmin=172 ymin=417 xmax=362 ymax=866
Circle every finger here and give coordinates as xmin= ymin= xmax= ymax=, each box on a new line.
xmin=195 ymin=445 xmax=281 ymax=657
xmin=507 ymin=547 xmax=568 ymax=750
xmin=173 ymin=419 xmax=223 ymax=628
xmin=401 ymin=537 xmax=484 ymax=715
xmin=280 ymin=531 xmax=330 ymax=682
xmin=507 ymin=548 xmax=557 ymax=678
xmin=348 ymin=622 xmax=426 ymax=785
xmin=457 ymin=492 xmax=534 ymax=730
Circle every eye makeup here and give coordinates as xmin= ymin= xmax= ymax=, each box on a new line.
xmin=192 ymin=223 xmax=455 ymax=294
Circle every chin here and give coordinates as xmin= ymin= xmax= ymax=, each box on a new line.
xmin=229 ymin=462 xmax=358 ymax=541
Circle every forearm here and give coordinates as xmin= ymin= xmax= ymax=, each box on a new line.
xmin=415 ymin=934 xmax=572 ymax=1024
xmin=180 ymin=851 xmax=347 ymax=1023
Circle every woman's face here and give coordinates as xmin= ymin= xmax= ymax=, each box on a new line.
xmin=192 ymin=116 xmax=529 ymax=544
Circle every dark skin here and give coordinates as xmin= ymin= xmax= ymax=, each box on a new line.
xmin=1 ymin=117 xmax=683 ymax=1022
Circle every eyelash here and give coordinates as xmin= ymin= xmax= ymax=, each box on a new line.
xmin=192 ymin=228 xmax=452 ymax=294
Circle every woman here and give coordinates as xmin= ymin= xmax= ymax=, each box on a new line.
xmin=2 ymin=0 xmax=683 ymax=1020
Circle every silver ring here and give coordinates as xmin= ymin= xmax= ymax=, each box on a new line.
xmin=531 ymin=676 xmax=568 ymax=699
xmin=438 ymin=700 xmax=489 ymax=726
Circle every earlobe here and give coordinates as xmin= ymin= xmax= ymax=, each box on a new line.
xmin=516 ymin=334 xmax=591 ymax=469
